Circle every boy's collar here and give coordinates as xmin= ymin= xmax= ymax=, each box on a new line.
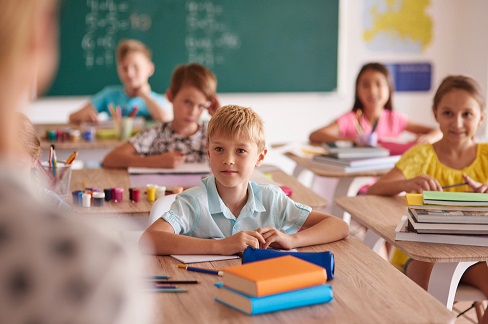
xmin=206 ymin=176 xmax=266 ymax=217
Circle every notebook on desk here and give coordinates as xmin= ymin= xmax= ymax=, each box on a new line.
xmin=128 ymin=162 xmax=211 ymax=175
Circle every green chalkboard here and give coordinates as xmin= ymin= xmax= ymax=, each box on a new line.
xmin=48 ymin=0 xmax=338 ymax=95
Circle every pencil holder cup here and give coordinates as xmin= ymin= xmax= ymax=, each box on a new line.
xmin=39 ymin=162 xmax=72 ymax=198
xmin=356 ymin=132 xmax=377 ymax=147
xmin=119 ymin=117 xmax=134 ymax=141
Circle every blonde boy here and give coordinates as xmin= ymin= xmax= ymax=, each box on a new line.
xmin=69 ymin=39 xmax=170 ymax=123
xmin=103 ymin=63 xmax=220 ymax=168
xmin=139 ymin=105 xmax=349 ymax=255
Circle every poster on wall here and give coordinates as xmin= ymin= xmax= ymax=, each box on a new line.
xmin=362 ymin=0 xmax=433 ymax=92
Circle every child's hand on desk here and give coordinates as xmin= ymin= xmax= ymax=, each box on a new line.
xmin=160 ymin=151 xmax=185 ymax=168
xmin=256 ymin=226 xmax=295 ymax=250
xmin=218 ymin=231 xmax=266 ymax=255
xmin=463 ymin=174 xmax=488 ymax=193
xmin=405 ymin=175 xmax=443 ymax=193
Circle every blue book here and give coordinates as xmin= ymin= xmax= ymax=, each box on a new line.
xmin=215 ymin=283 xmax=333 ymax=315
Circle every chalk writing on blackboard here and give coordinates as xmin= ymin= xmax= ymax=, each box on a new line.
xmin=185 ymin=1 xmax=240 ymax=67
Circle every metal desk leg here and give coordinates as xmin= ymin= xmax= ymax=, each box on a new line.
xmin=331 ymin=177 xmax=355 ymax=222
xmin=428 ymin=261 xmax=477 ymax=310
xmin=362 ymin=229 xmax=385 ymax=254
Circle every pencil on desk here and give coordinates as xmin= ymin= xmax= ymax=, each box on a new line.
xmin=145 ymin=275 xmax=171 ymax=280
xmin=145 ymin=288 xmax=187 ymax=293
xmin=178 ymin=264 xmax=223 ymax=276
xmin=148 ymin=280 xmax=199 ymax=284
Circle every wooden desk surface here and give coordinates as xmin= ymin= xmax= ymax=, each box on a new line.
xmin=335 ymin=195 xmax=488 ymax=263
xmin=285 ymin=152 xmax=389 ymax=177
xmin=143 ymin=238 xmax=454 ymax=323
xmin=69 ymin=167 xmax=327 ymax=215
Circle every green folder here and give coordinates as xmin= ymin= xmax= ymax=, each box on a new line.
xmin=423 ymin=191 xmax=488 ymax=206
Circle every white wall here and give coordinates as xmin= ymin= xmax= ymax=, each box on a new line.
xmin=25 ymin=0 xmax=488 ymax=145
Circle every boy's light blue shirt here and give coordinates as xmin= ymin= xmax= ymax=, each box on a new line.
xmin=162 ymin=176 xmax=312 ymax=238
xmin=91 ymin=85 xmax=170 ymax=120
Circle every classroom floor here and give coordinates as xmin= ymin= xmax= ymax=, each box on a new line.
xmin=454 ymin=301 xmax=486 ymax=323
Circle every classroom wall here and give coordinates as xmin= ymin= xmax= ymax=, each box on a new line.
xmin=26 ymin=0 xmax=488 ymax=145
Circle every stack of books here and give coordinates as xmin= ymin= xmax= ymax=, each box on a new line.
xmin=312 ymin=144 xmax=399 ymax=173
xmin=395 ymin=192 xmax=488 ymax=246
xmin=215 ymin=255 xmax=333 ymax=315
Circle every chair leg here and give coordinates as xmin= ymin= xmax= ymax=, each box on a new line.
xmin=474 ymin=301 xmax=484 ymax=323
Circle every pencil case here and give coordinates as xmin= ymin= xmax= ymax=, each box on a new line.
xmin=241 ymin=247 xmax=334 ymax=280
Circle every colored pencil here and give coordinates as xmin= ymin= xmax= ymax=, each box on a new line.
xmin=145 ymin=288 xmax=187 ymax=293
xmin=144 ymin=275 xmax=171 ymax=280
xmin=371 ymin=118 xmax=379 ymax=133
xmin=147 ymin=280 xmax=199 ymax=284
xmin=129 ymin=105 xmax=139 ymax=118
xmin=178 ymin=264 xmax=223 ymax=276
xmin=65 ymin=151 xmax=78 ymax=165
xmin=442 ymin=182 xmax=468 ymax=189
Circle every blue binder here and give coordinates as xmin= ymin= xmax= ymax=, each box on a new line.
xmin=241 ymin=247 xmax=335 ymax=280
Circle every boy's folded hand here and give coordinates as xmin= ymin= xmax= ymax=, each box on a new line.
xmin=256 ymin=226 xmax=294 ymax=250
xmin=218 ymin=231 xmax=265 ymax=255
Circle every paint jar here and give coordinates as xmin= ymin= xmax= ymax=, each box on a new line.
xmin=156 ymin=186 xmax=166 ymax=199
xmin=46 ymin=130 xmax=56 ymax=141
xmin=92 ymin=192 xmax=105 ymax=207
xmin=82 ymin=193 xmax=91 ymax=207
xmin=82 ymin=127 xmax=95 ymax=142
xmin=72 ymin=190 xmax=83 ymax=205
xmin=131 ymin=188 xmax=141 ymax=203
xmin=69 ymin=129 xmax=81 ymax=142
xmin=103 ymin=188 xmax=112 ymax=202
xmin=128 ymin=188 xmax=133 ymax=201
xmin=172 ymin=186 xmax=183 ymax=194
xmin=114 ymin=188 xmax=124 ymax=202
xmin=146 ymin=187 xmax=156 ymax=202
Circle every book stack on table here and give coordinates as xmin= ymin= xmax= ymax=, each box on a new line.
xmin=312 ymin=143 xmax=400 ymax=173
xmin=215 ymin=255 xmax=333 ymax=315
xmin=395 ymin=192 xmax=488 ymax=246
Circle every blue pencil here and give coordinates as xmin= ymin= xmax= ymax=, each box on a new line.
xmin=145 ymin=275 xmax=171 ymax=280
xmin=178 ymin=264 xmax=223 ymax=276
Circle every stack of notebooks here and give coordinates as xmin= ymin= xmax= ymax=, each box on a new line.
xmin=395 ymin=191 xmax=488 ymax=246
xmin=215 ymin=255 xmax=333 ymax=315
xmin=312 ymin=143 xmax=400 ymax=173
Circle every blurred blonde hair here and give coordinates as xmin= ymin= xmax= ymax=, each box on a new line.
xmin=169 ymin=63 xmax=217 ymax=100
xmin=0 ymin=0 xmax=56 ymax=75
xmin=116 ymin=39 xmax=152 ymax=63
xmin=208 ymin=105 xmax=266 ymax=150
xmin=16 ymin=112 xmax=41 ymax=160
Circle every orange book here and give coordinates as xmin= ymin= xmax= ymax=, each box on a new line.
xmin=222 ymin=255 xmax=327 ymax=297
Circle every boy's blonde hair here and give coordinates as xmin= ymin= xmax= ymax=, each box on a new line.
xmin=433 ymin=75 xmax=485 ymax=111
xmin=116 ymin=39 xmax=152 ymax=63
xmin=169 ymin=63 xmax=217 ymax=100
xmin=16 ymin=112 xmax=41 ymax=160
xmin=208 ymin=105 xmax=266 ymax=150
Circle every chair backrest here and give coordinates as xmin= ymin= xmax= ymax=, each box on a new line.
xmin=147 ymin=194 xmax=177 ymax=227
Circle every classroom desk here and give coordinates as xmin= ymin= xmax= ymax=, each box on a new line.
xmin=143 ymin=237 xmax=455 ymax=323
xmin=69 ymin=167 xmax=327 ymax=216
xmin=35 ymin=123 xmax=131 ymax=165
xmin=285 ymin=152 xmax=388 ymax=219
xmin=335 ymin=195 xmax=488 ymax=309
